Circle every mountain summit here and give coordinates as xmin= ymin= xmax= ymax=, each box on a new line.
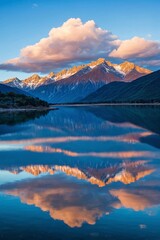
xmin=2 ymin=58 xmax=151 ymax=103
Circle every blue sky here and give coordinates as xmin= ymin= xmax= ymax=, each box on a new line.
xmin=0 ymin=0 xmax=160 ymax=80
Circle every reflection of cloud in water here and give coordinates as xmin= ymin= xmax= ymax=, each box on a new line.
xmin=25 ymin=145 xmax=158 ymax=159
xmin=110 ymin=188 xmax=160 ymax=211
xmin=0 ymin=175 xmax=117 ymax=227
xmin=1 ymin=174 xmax=160 ymax=227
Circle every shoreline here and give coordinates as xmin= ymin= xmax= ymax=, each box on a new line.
xmin=0 ymin=103 xmax=160 ymax=111
xmin=50 ymin=103 xmax=160 ymax=107
xmin=0 ymin=107 xmax=57 ymax=112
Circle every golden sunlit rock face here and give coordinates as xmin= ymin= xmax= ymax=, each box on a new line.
xmin=119 ymin=61 xmax=151 ymax=75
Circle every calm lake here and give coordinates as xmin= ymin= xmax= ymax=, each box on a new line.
xmin=0 ymin=106 xmax=160 ymax=240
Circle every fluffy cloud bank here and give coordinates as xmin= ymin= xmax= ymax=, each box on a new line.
xmin=0 ymin=18 xmax=160 ymax=73
xmin=0 ymin=18 xmax=119 ymax=73
xmin=109 ymin=37 xmax=160 ymax=59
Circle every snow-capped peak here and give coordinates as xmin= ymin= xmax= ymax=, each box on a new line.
xmin=47 ymin=72 xmax=55 ymax=79
xmin=3 ymin=77 xmax=20 ymax=83
xmin=113 ymin=65 xmax=126 ymax=76
xmin=2 ymin=77 xmax=23 ymax=88
xmin=88 ymin=58 xmax=106 ymax=69
xmin=2 ymin=58 xmax=152 ymax=92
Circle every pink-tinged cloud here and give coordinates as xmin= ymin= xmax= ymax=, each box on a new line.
xmin=0 ymin=19 xmax=160 ymax=73
xmin=0 ymin=174 xmax=117 ymax=227
xmin=0 ymin=18 xmax=119 ymax=73
xmin=109 ymin=37 xmax=160 ymax=59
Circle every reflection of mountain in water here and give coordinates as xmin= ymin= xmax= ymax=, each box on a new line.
xmin=1 ymin=160 xmax=155 ymax=187
xmin=1 ymin=106 xmax=160 ymax=136
xmin=50 ymin=161 xmax=154 ymax=186
xmin=0 ymin=106 xmax=160 ymax=228
xmin=140 ymin=134 xmax=160 ymax=149
xmin=0 ymin=107 xmax=160 ymax=170
xmin=4 ymin=165 xmax=55 ymax=176
xmin=32 ymin=106 xmax=160 ymax=150
xmin=87 ymin=106 xmax=160 ymax=135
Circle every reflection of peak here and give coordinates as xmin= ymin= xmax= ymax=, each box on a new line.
xmin=7 ymin=168 xmax=22 ymax=175
xmin=54 ymin=165 xmax=105 ymax=187
xmin=3 ymin=165 xmax=55 ymax=176
xmin=22 ymin=165 xmax=55 ymax=176
xmin=2 ymin=161 xmax=154 ymax=186
xmin=54 ymin=166 xmax=87 ymax=180
xmin=107 ymin=169 xmax=154 ymax=185
xmin=53 ymin=160 xmax=154 ymax=187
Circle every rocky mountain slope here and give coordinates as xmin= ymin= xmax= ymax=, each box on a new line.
xmin=2 ymin=58 xmax=151 ymax=103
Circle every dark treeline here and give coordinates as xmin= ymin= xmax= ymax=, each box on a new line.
xmin=0 ymin=92 xmax=49 ymax=108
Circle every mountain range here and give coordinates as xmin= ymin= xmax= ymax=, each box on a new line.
xmin=1 ymin=58 xmax=153 ymax=103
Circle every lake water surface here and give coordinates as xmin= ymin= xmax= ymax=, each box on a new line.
xmin=0 ymin=106 xmax=160 ymax=240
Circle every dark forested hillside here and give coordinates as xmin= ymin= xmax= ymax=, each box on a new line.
xmin=0 ymin=92 xmax=49 ymax=109
xmin=83 ymin=70 xmax=160 ymax=103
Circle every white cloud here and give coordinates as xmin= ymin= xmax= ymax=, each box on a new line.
xmin=109 ymin=37 xmax=160 ymax=59
xmin=0 ymin=18 xmax=119 ymax=73
xmin=0 ymin=19 xmax=160 ymax=73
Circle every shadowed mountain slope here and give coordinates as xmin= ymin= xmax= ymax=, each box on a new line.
xmin=83 ymin=70 xmax=160 ymax=103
